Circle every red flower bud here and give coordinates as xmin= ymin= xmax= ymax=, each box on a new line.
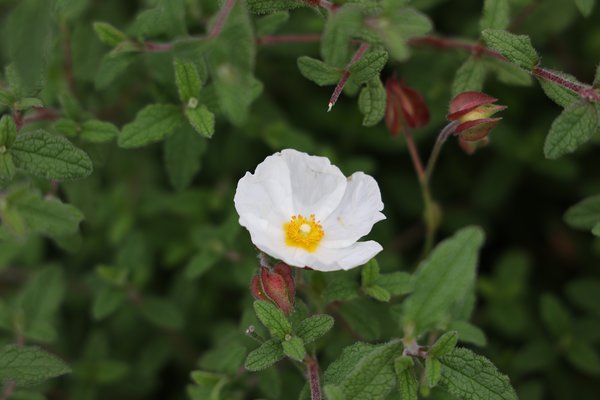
xmin=385 ymin=76 xmax=430 ymax=136
xmin=250 ymin=264 xmax=295 ymax=315
xmin=447 ymin=91 xmax=506 ymax=153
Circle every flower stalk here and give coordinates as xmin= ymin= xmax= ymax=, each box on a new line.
xmin=305 ymin=355 xmax=322 ymax=400
xmin=328 ymin=43 xmax=370 ymax=111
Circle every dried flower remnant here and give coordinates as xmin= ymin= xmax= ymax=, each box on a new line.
xmin=385 ymin=76 xmax=430 ymax=136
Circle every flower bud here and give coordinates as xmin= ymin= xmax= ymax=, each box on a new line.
xmin=385 ymin=76 xmax=430 ymax=136
xmin=250 ymin=263 xmax=295 ymax=315
xmin=447 ymin=92 xmax=506 ymax=153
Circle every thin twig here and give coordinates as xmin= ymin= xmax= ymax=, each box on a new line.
xmin=305 ymin=355 xmax=322 ymax=400
xmin=208 ymin=0 xmax=237 ymax=39
xmin=257 ymin=34 xmax=322 ymax=45
xmin=61 ymin=24 xmax=76 ymax=94
xmin=328 ymin=42 xmax=370 ymax=111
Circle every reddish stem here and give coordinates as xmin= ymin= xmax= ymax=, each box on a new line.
xmin=403 ymin=128 xmax=426 ymax=184
xmin=144 ymin=41 xmax=173 ymax=52
xmin=305 ymin=356 xmax=322 ymax=400
xmin=533 ymin=67 xmax=600 ymax=102
xmin=22 ymin=108 xmax=61 ymax=125
xmin=61 ymin=25 xmax=76 ymax=94
xmin=257 ymin=34 xmax=322 ymax=45
xmin=328 ymin=43 xmax=370 ymax=111
xmin=208 ymin=0 xmax=237 ymax=39
xmin=407 ymin=36 xmax=505 ymax=61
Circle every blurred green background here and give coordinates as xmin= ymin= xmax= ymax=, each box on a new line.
xmin=0 ymin=0 xmax=599 ymax=399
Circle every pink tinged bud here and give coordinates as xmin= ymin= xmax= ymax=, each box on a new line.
xmin=251 ymin=265 xmax=295 ymax=315
xmin=447 ymin=92 xmax=499 ymax=121
xmin=273 ymin=262 xmax=295 ymax=301
xmin=455 ymin=118 xmax=502 ymax=141
xmin=459 ymin=136 xmax=490 ymax=155
xmin=447 ymin=91 xmax=506 ymax=153
xmin=385 ymin=76 xmax=430 ymax=136
xmin=250 ymin=275 xmax=270 ymax=302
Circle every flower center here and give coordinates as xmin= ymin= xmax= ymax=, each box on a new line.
xmin=284 ymin=214 xmax=324 ymax=252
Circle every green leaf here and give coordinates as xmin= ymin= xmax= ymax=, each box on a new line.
xmin=425 ymin=357 xmax=442 ymax=388
xmin=95 ymin=53 xmax=136 ymax=89
xmin=80 ymin=120 xmax=119 ymax=143
xmin=174 ymin=59 xmax=202 ymax=103
xmin=564 ymin=194 xmax=600 ymax=231
xmin=325 ymin=341 xmax=403 ymax=400
xmin=540 ymin=293 xmax=571 ymax=337
xmin=130 ymin=0 xmax=186 ymax=37
xmin=185 ymin=105 xmax=215 ymax=138
xmin=93 ymin=22 xmax=127 ymax=46
xmin=324 ymin=279 xmax=359 ymax=303
xmin=247 ymin=0 xmax=304 ymax=14
xmin=0 ymin=153 xmax=16 ymax=184
xmin=0 ymin=345 xmax=70 ymax=386
xmin=429 ymin=331 xmax=458 ymax=357
xmin=396 ymin=367 xmax=418 ymax=400
xmin=394 ymin=356 xmax=414 ymax=374
xmin=338 ymin=300 xmax=382 ymax=340
xmin=10 ymin=131 xmax=93 ymax=180
xmin=282 ymin=336 xmax=306 ymax=361
xmin=566 ymin=341 xmax=600 ymax=375
xmin=480 ymin=0 xmax=510 ymax=30
xmin=574 ymin=0 xmax=595 ymax=17
xmin=92 ymin=286 xmax=126 ymax=320
xmin=0 ymin=115 xmax=17 ymax=148
xmin=253 ymin=300 xmax=292 ymax=340
xmin=52 ymin=118 xmax=79 ymax=137
xmin=297 ymin=57 xmax=342 ymax=87
xmin=440 ymin=348 xmax=516 ymax=400
xmin=484 ymin=58 xmax=533 ymax=87
xmin=403 ymin=226 xmax=485 ymax=335
xmin=364 ymin=285 xmax=391 ymax=302
xmin=118 ymin=104 xmax=184 ymax=148
xmin=349 ymin=50 xmax=388 ymax=85
xmin=0 ymin=89 xmax=12 ymax=107
xmin=244 ymin=339 xmax=284 ymax=371
xmin=323 ymin=385 xmax=344 ymax=400
xmin=482 ymin=30 xmax=539 ymax=70
xmin=321 ymin=5 xmax=363 ymax=67
xmin=295 ymin=314 xmax=334 ymax=345
xmin=213 ymin=68 xmax=263 ymax=126
xmin=164 ymin=126 xmax=207 ymax=191
xmin=184 ymin=249 xmax=220 ymax=279
xmin=374 ymin=272 xmax=412 ymax=296
xmin=14 ymin=98 xmax=43 ymax=111
xmin=447 ymin=321 xmax=487 ymax=347
xmin=538 ymin=70 xmax=580 ymax=107
xmin=255 ymin=12 xmax=290 ymax=36
xmin=543 ymin=102 xmax=597 ymax=159
xmin=358 ymin=77 xmax=386 ymax=127
xmin=452 ymin=57 xmax=486 ymax=97
xmin=13 ymin=191 xmax=84 ymax=238
xmin=361 ymin=259 xmax=380 ymax=287
xmin=140 ymin=296 xmax=184 ymax=330
xmin=565 ymin=278 xmax=600 ymax=317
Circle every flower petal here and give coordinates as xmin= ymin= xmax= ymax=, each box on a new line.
xmin=234 ymin=154 xmax=294 ymax=229
xmin=279 ymin=149 xmax=347 ymax=220
xmin=321 ymin=172 xmax=385 ymax=248
xmin=310 ymin=241 xmax=383 ymax=271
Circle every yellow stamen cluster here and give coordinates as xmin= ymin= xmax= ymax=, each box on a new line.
xmin=284 ymin=214 xmax=324 ymax=252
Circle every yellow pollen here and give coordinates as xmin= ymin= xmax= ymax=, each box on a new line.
xmin=284 ymin=214 xmax=324 ymax=252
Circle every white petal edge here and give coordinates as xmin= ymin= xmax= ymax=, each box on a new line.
xmin=246 ymin=224 xmax=383 ymax=271
xmin=234 ymin=154 xmax=295 ymax=228
xmin=279 ymin=149 xmax=347 ymax=220
xmin=320 ymin=172 xmax=385 ymax=248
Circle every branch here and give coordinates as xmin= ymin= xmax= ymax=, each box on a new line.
xmin=305 ymin=355 xmax=322 ymax=400
xmin=407 ymin=36 xmax=505 ymax=61
xmin=208 ymin=0 xmax=237 ymax=39
xmin=257 ymin=34 xmax=321 ymax=45
xmin=328 ymin=42 xmax=370 ymax=111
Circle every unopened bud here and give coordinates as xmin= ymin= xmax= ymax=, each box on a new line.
xmin=249 ymin=263 xmax=295 ymax=315
xmin=447 ymin=92 xmax=506 ymax=154
xmin=384 ymin=75 xmax=430 ymax=136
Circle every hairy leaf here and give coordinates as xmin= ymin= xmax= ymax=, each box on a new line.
xmin=118 ymin=104 xmax=184 ymax=148
xmin=482 ymin=30 xmax=539 ymax=70
xmin=0 ymin=345 xmax=70 ymax=386
xmin=543 ymin=102 xmax=597 ymax=159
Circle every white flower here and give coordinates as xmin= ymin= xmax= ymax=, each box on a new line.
xmin=234 ymin=149 xmax=385 ymax=271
